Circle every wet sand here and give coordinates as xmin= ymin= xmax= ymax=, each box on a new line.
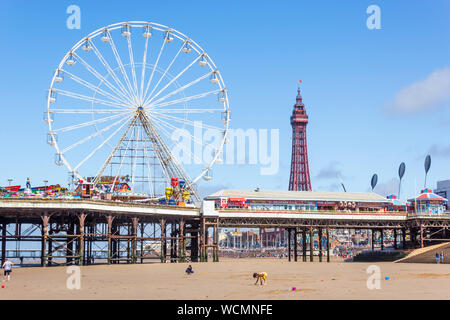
xmin=1 ymin=258 xmax=449 ymax=300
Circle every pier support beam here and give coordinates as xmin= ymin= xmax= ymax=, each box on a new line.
xmin=402 ymin=228 xmax=406 ymax=249
xmin=326 ymin=226 xmax=330 ymax=263
xmin=294 ymin=228 xmax=298 ymax=262
xmin=394 ymin=229 xmax=397 ymax=250
xmin=41 ymin=214 xmax=49 ymax=267
xmin=371 ymin=229 xmax=375 ymax=251
xmin=107 ymin=215 xmax=114 ymax=265
xmin=302 ymin=228 xmax=307 ymax=262
xmin=420 ymin=224 xmax=424 ymax=248
xmin=318 ymin=227 xmax=323 ymax=262
xmin=309 ymin=227 xmax=313 ymax=262
xmin=160 ymin=219 xmax=166 ymax=263
xmin=131 ymin=217 xmax=138 ymax=264
xmin=178 ymin=220 xmax=186 ymax=262
xmin=287 ymin=228 xmax=291 ymax=262
xmin=1 ymin=222 xmax=6 ymax=266
xmin=381 ymin=229 xmax=384 ymax=250
xmin=78 ymin=213 xmax=86 ymax=265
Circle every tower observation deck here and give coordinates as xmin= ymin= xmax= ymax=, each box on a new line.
xmin=289 ymin=85 xmax=312 ymax=191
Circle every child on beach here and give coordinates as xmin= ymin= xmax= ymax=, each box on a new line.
xmin=253 ymin=272 xmax=267 ymax=285
xmin=185 ymin=265 xmax=194 ymax=275
xmin=435 ymin=252 xmax=440 ymax=264
xmin=440 ymin=251 xmax=444 ymax=264
xmin=2 ymin=258 xmax=13 ymax=282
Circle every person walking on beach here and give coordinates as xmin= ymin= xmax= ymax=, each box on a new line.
xmin=435 ymin=252 xmax=440 ymax=264
xmin=253 ymin=272 xmax=267 ymax=286
xmin=2 ymin=258 xmax=13 ymax=282
xmin=440 ymin=251 xmax=444 ymax=264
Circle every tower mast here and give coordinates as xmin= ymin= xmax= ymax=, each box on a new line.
xmin=289 ymin=82 xmax=312 ymax=191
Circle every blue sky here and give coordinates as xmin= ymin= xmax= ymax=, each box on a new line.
xmin=0 ymin=0 xmax=449 ymax=201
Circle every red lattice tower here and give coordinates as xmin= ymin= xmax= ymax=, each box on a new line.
xmin=289 ymin=85 xmax=312 ymax=191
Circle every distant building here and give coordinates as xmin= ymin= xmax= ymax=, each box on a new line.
xmin=435 ymin=180 xmax=450 ymax=209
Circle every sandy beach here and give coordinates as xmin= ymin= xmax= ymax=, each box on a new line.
xmin=0 ymin=258 xmax=449 ymax=300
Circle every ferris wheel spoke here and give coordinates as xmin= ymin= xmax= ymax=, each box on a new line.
xmin=144 ymin=43 xmax=184 ymax=105
xmin=51 ymin=108 xmax=127 ymax=114
xmin=151 ymin=120 xmax=204 ymax=165
xmin=90 ymin=41 xmax=135 ymax=104
xmin=148 ymin=72 xmax=212 ymax=106
xmin=144 ymin=54 xmax=202 ymax=106
xmin=54 ymin=89 xmax=130 ymax=109
xmin=139 ymin=34 xmax=150 ymax=103
xmin=150 ymin=109 xmax=224 ymax=132
xmin=61 ymin=116 xmax=131 ymax=153
xmin=150 ymin=114 xmax=208 ymax=149
xmin=108 ymin=33 xmax=139 ymax=105
xmin=141 ymin=37 xmax=167 ymax=105
xmin=72 ymin=51 xmax=134 ymax=105
xmin=61 ymin=69 xmax=131 ymax=106
xmin=126 ymin=34 xmax=139 ymax=99
xmin=150 ymin=90 xmax=221 ymax=109
xmin=74 ymin=115 xmax=134 ymax=171
xmin=54 ymin=112 xmax=129 ymax=133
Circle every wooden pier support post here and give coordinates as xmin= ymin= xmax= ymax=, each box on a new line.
xmin=213 ymin=220 xmax=219 ymax=262
xmin=41 ymin=214 xmax=50 ymax=267
xmin=78 ymin=213 xmax=86 ymax=266
xmin=309 ymin=227 xmax=314 ymax=262
xmin=178 ymin=220 xmax=186 ymax=262
xmin=287 ymin=228 xmax=292 ymax=262
xmin=294 ymin=228 xmax=298 ymax=262
xmin=131 ymin=217 xmax=138 ymax=264
xmin=66 ymin=222 xmax=74 ymax=265
xmin=140 ymin=223 xmax=145 ymax=263
xmin=326 ymin=226 xmax=330 ymax=263
xmin=1 ymin=222 xmax=6 ymax=266
xmin=402 ymin=228 xmax=406 ymax=249
xmin=371 ymin=229 xmax=375 ymax=250
xmin=420 ymin=224 xmax=424 ymax=248
xmin=302 ymin=228 xmax=307 ymax=262
xmin=393 ymin=229 xmax=397 ymax=249
xmin=318 ymin=227 xmax=323 ymax=262
xmin=160 ymin=219 xmax=166 ymax=263
xmin=380 ymin=229 xmax=384 ymax=250
xmin=106 ymin=215 xmax=114 ymax=265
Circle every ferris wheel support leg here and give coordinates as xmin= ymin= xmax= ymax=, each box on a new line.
xmin=92 ymin=113 xmax=139 ymax=188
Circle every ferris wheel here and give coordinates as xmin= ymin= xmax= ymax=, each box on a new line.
xmin=45 ymin=21 xmax=230 ymax=200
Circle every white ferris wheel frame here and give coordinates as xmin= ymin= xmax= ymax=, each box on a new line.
xmin=46 ymin=21 xmax=230 ymax=189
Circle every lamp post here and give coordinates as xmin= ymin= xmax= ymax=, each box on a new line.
xmin=7 ymin=179 xmax=12 ymax=186
xmin=44 ymin=180 xmax=48 ymax=187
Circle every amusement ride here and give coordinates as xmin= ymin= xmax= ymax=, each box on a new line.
xmin=44 ymin=21 xmax=230 ymax=203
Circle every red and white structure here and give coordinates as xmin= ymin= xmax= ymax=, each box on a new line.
xmin=289 ymin=84 xmax=312 ymax=191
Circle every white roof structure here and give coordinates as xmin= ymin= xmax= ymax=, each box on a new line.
xmin=205 ymin=189 xmax=389 ymax=203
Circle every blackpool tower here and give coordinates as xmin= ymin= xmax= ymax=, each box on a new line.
xmin=289 ymin=84 xmax=312 ymax=191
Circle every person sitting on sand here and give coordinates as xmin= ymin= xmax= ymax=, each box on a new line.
xmin=185 ymin=265 xmax=194 ymax=275
xmin=253 ymin=272 xmax=267 ymax=285
xmin=2 ymin=258 xmax=13 ymax=282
